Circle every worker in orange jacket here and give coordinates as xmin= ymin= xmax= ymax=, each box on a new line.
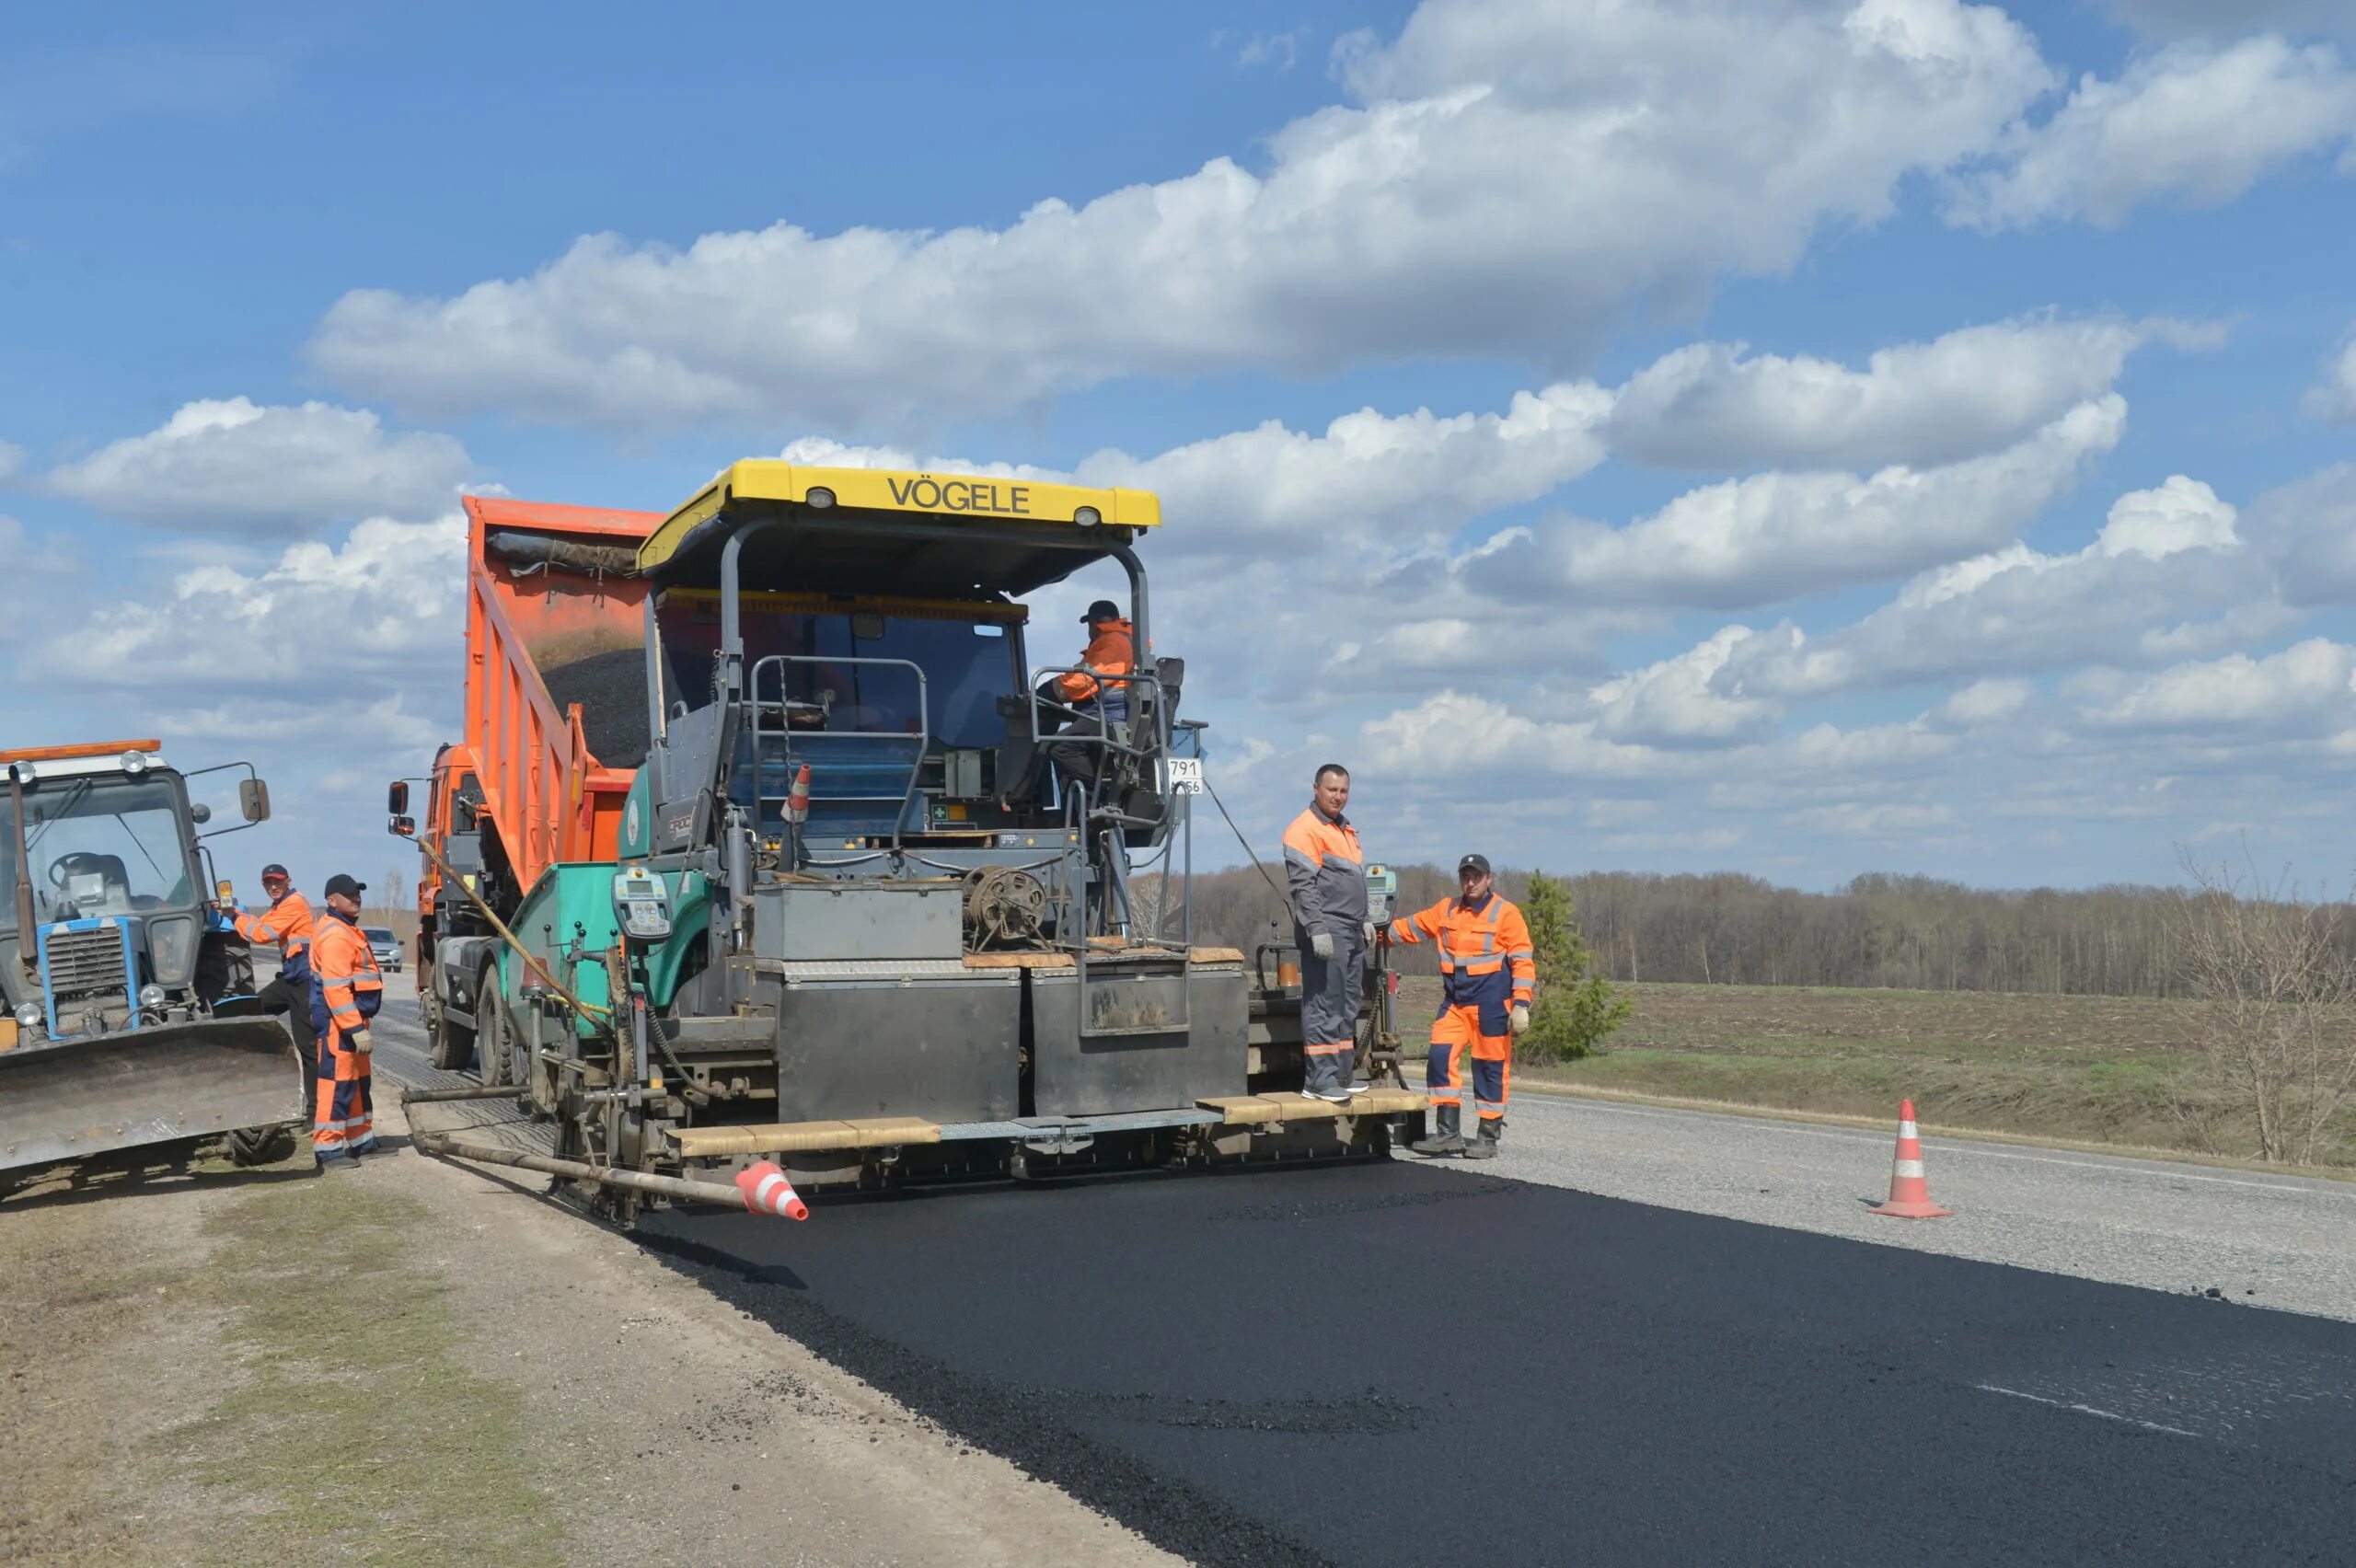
xmin=1283 ymin=763 xmax=1377 ymax=1102
xmin=1386 ymin=854 xmax=1534 ymax=1159
xmin=1042 ymin=598 xmax=1135 ymax=801
xmin=223 ymin=862 xmax=320 ymax=1077
xmin=306 ymin=873 xmax=384 ymax=1163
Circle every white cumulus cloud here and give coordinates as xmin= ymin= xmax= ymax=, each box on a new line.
xmin=1605 ymin=315 xmax=2176 ymax=471
xmin=1930 ymin=677 xmax=2035 ymax=728
xmin=45 ymin=398 xmax=476 ymax=534
xmin=2080 ymin=638 xmax=2356 ymax=734
xmin=1723 ymin=475 xmax=2271 ymax=696
xmin=306 ymin=0 xmax=2053 ymax=432
xmin=1588 ymin=628 xmax=1783 ymax=748
xmin=783 ymin=381 xmax=1618 ymax=564
xmin=1947 ymin=36 xmax=2356 ymax=230
xmin=2242 ymin=464 xmax=2356 ymax=605
xmin=2304 ymin=333 xmax=2356 ymax=422
xmin=40 ymin=513 xmax=468 ymax=696
xmin=1461 ymin=395 xmax=2124 ymax=610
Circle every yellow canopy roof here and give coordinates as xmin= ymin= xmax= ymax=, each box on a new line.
xmin=638 ymin=460 xmax=1160 ymax=580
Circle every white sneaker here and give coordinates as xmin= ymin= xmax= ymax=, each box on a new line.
xmin=1309 ymin=1088 xmax=1353 ymax=1103
xmin=1344 ymin=1080 xmax=1372 ymax=1095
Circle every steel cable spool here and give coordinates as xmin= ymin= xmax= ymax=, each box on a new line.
xmin=964 ymin=864 xmax=1048 ymax=949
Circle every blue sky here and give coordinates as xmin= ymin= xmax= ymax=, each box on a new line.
xmin=3 ymin=0 xmax=2353 ymax=898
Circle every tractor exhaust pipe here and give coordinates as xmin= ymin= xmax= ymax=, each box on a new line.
xmin=410 ymin=1129 xmax=774 ymax=1212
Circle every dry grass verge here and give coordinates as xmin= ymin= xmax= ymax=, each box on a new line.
xmin=1393 ymin=978 xmax=2356 ymax=1168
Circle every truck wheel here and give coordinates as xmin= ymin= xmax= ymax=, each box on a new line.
xmin=427 ymin=992 xmax=477 ymax=1072
xmin=478 ymin=980 xmax=513 ymax=1088
xmin=226 ymin=1123 xmax=299 ymax=1167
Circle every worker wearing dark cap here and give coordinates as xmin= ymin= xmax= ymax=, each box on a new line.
xmin=306 ymin=873 xmax=384 ymax=1162
xmin=222 ymin=862 xmax=320 ymax=1077
xmin=1385 ymin=854 xmax=1534 ymax=1159
xmin=1042 ymin=597 xmax=1135 ymax=802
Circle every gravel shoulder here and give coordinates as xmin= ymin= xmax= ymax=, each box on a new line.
xmin=0 ymin=986 xmax=1178 ymax=1568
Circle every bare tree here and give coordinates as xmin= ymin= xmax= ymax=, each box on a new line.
xmin=2170 ymin=849 xmax=2356 ymax=1166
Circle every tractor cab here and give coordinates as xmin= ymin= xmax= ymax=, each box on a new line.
xmin=0 ymin=740 xmax=301 ymax=1178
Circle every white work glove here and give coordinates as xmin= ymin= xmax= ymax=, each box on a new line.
xmin=1363 ymin=920 xmax=1379 ymax=945
xmin=349 ymin=1028 xmax=374 ymax=1055
xmin=1309 ymin=929 xmax=1334 ymax=961
xmin=1508 ymin=1004 xmax=1530 ymax=1036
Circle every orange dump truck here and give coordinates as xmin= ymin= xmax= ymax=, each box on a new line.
xmin=399 ymin=496 xmax=661 ymax=1070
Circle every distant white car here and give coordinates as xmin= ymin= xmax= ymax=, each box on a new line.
xmin=363 ymin=926 xmax=404 ymax=973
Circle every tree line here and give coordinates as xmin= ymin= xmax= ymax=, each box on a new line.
xmin=1155 ymin=863 xmax=2313 ymax=998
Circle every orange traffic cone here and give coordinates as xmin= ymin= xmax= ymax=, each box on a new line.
xmin=1869 ymin=1099 xmax=1952 ymax=1219
xmin=735 ymin=1160 xmax=810 ymax=1221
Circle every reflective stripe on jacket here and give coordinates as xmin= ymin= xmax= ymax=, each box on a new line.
xmin=1388 ymin=893 xmax=1535 ymax=1031
xmin=1057 ymin=619 xmax=1134 ymax=721
xmin=1282 ymin=806 xmax=1367 ymax=936
xmin=235 ymin=889 xmax=317 ymax=980
xmin=308 ymin=912 xmax=385 ymax=1039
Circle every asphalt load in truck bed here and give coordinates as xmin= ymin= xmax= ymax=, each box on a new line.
xmin=633 ymin=1161 xmax=2356 ymax=1567
xmin=541 ymin=646 xmax=651 ymax=769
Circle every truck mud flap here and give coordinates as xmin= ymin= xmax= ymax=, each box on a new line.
xmin=0 ymin=1017 xmax=306 ymax=1176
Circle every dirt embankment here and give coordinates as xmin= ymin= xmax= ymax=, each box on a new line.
xmin=1 ymin=1108 xmax=1178 ymax=1568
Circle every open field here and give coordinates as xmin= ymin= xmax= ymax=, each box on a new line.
xmin=1396 ymin=978 xmax=2356 ymax=1169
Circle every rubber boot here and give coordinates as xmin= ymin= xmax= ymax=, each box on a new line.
xmin=1462 ymin=1116 xmax=1503 ymax=1159
xmin=1410 ymin=1103 xmax=1465 ymax=1157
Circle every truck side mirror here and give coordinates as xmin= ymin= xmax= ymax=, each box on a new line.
xmin=238 ymin=779 xmax=271 ymax=824
xmin=387 ymin=780 xmax=410 ymax=815
xmin=189 ymin=802 xmax=213 ymax=825
xmin=391 ymin=815 xmax=417 ymax=838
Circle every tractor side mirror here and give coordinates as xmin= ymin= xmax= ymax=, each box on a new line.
xmin=391 ymin=815 xmax=416 ymax=838
xmin=387 ymin=780 xmax=410 ymax=815
xmin=189 ymin=802 xmax=213 ymax=825
xmin=238 ymin=779 xmax=271 ymax=824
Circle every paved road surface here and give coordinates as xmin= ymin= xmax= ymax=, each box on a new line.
xmin=375 ymin=994 xmax=2356 ymax=1566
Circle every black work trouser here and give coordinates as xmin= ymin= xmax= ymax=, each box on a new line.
xmin=258 ymin=974 xmax=319 ymax=1079
xmin=1045 ymin=714 xmax=1114 ymax=794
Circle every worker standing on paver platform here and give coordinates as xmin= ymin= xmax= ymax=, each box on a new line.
xmin=223 ymin=862 xmax=320 ymax=1076
xmin=1283 ymin=764 xmax=1376 ymax=1103
xmin=307 ymin=873 xmax=384 ymax=1163
xmin=1387 ymin=854 xmax=1533 ymax=1159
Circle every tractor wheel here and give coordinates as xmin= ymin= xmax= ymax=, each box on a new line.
xmin=226 ymin=1123 xmax=300 ymax=1168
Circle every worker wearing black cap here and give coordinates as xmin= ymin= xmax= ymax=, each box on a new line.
xmin=221 ymin=862 xmax=320 ymax=1077
xmin=1042 ymin=597 xmax=1135 ymax=803
xmin=306 ymin=873 xmax=384 ymax=1162
xmin=1384 ymin=854 xmax=1534 ymax=1159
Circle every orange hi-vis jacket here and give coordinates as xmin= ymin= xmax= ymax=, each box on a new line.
xmin=1388 ymin=893 xmax=1535 ymax=1031
xmin=234 ymin=889 xmax=317 ymax=981
xmin=1282 ymin=806 xmax=1367 ymax=936
xmin=308 ymin=914 xmax=384 ymax=1041
xmin=1057 ymin=619 xmax=1134 ymax=719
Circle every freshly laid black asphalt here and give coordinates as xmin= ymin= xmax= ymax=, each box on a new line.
xmin=634 ymin=1159 xmax=2356 ymax=1568
xmin=378 ymin=1001 xmax=2355 ymax=1567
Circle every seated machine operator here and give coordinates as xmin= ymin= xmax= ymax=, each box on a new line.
xmin=1039 ymin=598 xmax=1134 ymax=800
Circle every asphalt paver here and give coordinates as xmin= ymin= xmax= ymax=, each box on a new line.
xmin=633 ymin=1159 xmax=2356 ymax=1567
